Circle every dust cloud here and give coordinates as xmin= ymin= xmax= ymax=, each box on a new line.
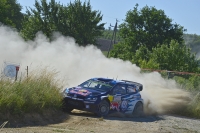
xmin=0 ymin=26 xmax=190 ymax=115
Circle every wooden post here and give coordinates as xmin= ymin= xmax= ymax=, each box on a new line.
xmin=15 ymin=66 xmax=20 ymax=81
xmin=26 ymin=66 xmax=28 ymax=79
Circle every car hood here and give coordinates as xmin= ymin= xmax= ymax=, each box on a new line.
xmin=68 ymin=86 xmax=104 ymax=97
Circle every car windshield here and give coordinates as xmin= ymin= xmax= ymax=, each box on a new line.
xmin=79 ymin=79 xmax=115 ymax=92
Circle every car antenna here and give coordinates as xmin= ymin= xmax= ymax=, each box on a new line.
xmin=116 ymin=76 xmax=118 ymax=80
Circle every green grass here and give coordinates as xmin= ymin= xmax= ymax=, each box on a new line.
xmin=0 ymin=69 xmax=63 ymax=117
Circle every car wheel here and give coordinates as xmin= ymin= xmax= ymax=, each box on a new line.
xmin=132 ymin=102 xmax=143 ymax=117
xmin=96 ymin=100 xmax=110 ymax=117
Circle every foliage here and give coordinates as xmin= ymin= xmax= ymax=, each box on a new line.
xmin=112 ymin=4 xmax=185 ymax=56
xmin=67 ymin=0 xmax=105 ymax=46
xmin=173 ymin=75 xmax=200 ymax=118
xmin=174 ymin=75 xmax=200 ymax=91
xmin=150 ymin=40 xmax=199 ymax=72
xmin=130 ymin=40 xmax=199 ymax=73
xmin=109 ymin=42 xmax=133 ymax=61
xmin=20 ymin=0 xmax=68 ymax=40
xmin=131 ymin=45 xmax=151 ymax=66
xmin=20 ymin=0 xmax=105 ymax=45
xmin=0 ymin=69 xmax=63 ymax=115
xmin=138 ymin=59 xmax=160 ymax=69
xmin=100 ymin=29 xmax=122 ymax=42
xmin=0 ymin=0 xmax=23 ymax=30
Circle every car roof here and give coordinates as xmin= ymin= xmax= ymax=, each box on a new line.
xmin=91 ymin=77 xmax=142 ymax=86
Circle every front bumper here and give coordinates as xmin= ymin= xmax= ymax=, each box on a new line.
xmin=63 ymin=97 xmax=98 ymax=113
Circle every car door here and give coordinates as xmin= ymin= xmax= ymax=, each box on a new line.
xmin=109 ymin=84 xmax=127 ymax=112
xmin=119 ymin=85 xmax=136 ymax=111
xmin=120 ymin=85 xmax=138 ymax=112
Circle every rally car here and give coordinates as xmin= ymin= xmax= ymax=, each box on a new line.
xmin=62 ymin=77 xmax=143 ymax=117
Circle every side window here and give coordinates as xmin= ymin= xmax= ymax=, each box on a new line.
xmin=127 ymin=86 xmax=137 ymax=93
xmin=112 ymin=84 xmax=127 ymax=95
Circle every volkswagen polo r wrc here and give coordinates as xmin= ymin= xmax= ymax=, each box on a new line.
xmin=62 ymin=77 xmax=143 ymax=117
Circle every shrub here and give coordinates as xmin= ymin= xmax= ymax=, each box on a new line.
xmin=0 ymin=68 xmax=63 ymax=116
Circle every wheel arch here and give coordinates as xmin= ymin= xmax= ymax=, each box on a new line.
xmin=101 ymin=97 xmax=111 ymax=106
xmin=132 ymin=100 xmax=144 ymax=117
xmin=131 ymin=100 xmax=143 ymax=111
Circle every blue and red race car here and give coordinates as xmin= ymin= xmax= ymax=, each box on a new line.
xmin=62 ymin=77 xmax=143 ymax=117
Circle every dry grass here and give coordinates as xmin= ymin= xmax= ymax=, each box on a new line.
xmin=0 ymin=68 xmax=63 ymax=119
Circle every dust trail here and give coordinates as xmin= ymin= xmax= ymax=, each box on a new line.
xmin=0 ymin=26 xmax=190 ymax=114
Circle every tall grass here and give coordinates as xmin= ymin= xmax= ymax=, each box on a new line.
xmin=173 ymin=75 xmax=200 ymax=119
xmin=0 ymin=68 xmax=63 ymax=117
xmin=181 ymin=92 xmax=200 ymax=118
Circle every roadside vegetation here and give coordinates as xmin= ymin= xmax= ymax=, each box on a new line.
xmin=0 ymin=69 xmax=63 ymax=120
xmin=173 ymin=75 xmax=200 ymax=118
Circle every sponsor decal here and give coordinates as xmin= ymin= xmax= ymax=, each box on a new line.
xmin=70 ymin=88 xmax=91 ymax=96
xmin=110 ymin=95 xmax=122 ymax=112
xmin=121 ymin=100 xmax=128 ymax=111
xmin=111 ymin=102 xmax=120 ymax=112
xmin=113 ymin=96 xmax=121 ymax=102
xmin=108 ymin=95 xmax=114 ymax=102
xmin=79 ymin=89 xmax=88 ymax=93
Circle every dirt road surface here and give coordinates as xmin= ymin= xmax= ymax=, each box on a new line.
xmin=1 ymin=110 xmax=200 ymax=133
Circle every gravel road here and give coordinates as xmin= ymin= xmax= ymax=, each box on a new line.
xmin=1 ymin=110 xmax=200 ymax=133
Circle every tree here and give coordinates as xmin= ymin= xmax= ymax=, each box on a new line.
xmin=133 ymin=40 xmax=199 ymax=72
xmin=0 ymin=0 xmax=23 ymax=30
xmin=67 ymin=0 xmax=105 ymax=46
xmin=99 ymin=29 xmax=122 ymax=42
xmin=110 ymin=4 xmax=185 ymax=59
xmin=21 ymin=0 xmax=105 ymax=46
xmin=131 ymin=45 xmax=150 ymax=65
xmin=20 ymin=0 xmax=68 ymax=40
xmin=109 ymin=42 xmax=133 ymax=61
xmin=152 ymin=40 xmax=199 ymax=72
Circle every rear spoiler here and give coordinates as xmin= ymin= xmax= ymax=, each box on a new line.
xmin=121 ymin=80 xmax=143 ymax=91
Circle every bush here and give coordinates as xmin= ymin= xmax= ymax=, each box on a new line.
xmin=0 ymin=69 xmax=63 ymax=116
xmin=174 ymin=75 xmax=200 ymax=91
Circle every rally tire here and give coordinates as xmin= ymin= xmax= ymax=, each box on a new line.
xmin=132 ymin=102 xmax=143 ymax=117
xmin=96 ymin=100 xmax=110 ymax=117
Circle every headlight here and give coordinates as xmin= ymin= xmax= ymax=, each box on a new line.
xmin=64 ymin=88 xmax=69 ymax=93
xmin=85 ymin=97 xmax=98 ymax=101
xmin=63 ymin=88 xmax=69 ymax=97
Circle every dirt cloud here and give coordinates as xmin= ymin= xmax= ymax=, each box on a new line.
xmin=0 ymin=26 xmax=190 ymax=115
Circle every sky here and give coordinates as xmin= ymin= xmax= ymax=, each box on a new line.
xmin=17 ymin=0 xmax=200 ymax=35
